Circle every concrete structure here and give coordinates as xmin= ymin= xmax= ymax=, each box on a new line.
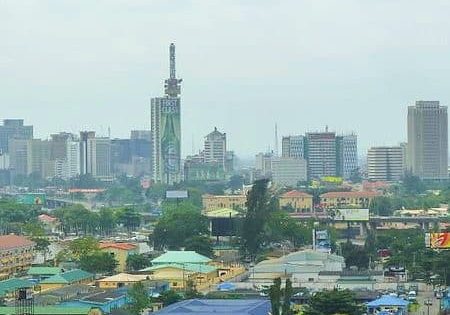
xmin=39 ymin=269 xmax=94 ymax=291
xmin=254 ymin=152 xmax=273 ymax=178
xmin=50 ymin=133 xmax=81 ymax=179
xmin=279 ymin=190 xmax=313 ymax=212
xmin=0 ymin=119 xmax=33 ymax=153
xmin=96 ymin=273 xmax=148 ymax=289
xmin=271 ymin=157 xmax=307 ymax=187
xmin=79 ymin=131 xmax=96 ymax=175
xmin=202 ymin=194 xmax=247 ymax=212
xmin=151 ymin=44 xmax=182 ymax=185
xmin=204 ymin=127 xmax=226 ymax=168
xmin=306 ymin=131 xmax=337 ymax=179
xmin=336 ymin=134 xmax=358 ymax=179
xmin=86 ymin=137 xmax=112 ymax=181
xmin=282 ymin=135 xmax=305 ymax=159
xmin=367 ymin=146 xmax=405 ymax=181
xmin=99 ymin=242 xmax=138 ymax=273
xmin=153 ymin=299 xmax=270 ymax=315
xmin=320 ymin=191 xmax=380 ymax=209
xmin=407 ymin=101 xmax=448 ymax=180
xmin=251 ymin=250 xmax=345 ymax=284
xmin=0 ymin=235 xmax=35 ymax=277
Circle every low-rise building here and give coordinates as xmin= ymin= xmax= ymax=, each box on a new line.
xmin=279 ymin=190 xmax=313 ymax=212
xmin=27 ymin=267 xmax=62 ymax=281
xmin=320 ymin=191 xmax=380 ymax=209
xmin=202 ymin=194 xmax=247 ymax=213
xmin=96 ymin=273 xmax=149 ymax=289
xmin=0 ymin=278 xmax=33 ymax=299
xmin=0 ymin=235 xmax=35 ymax=277
xmin=99 ymin=242 xmax=138 ymax=273
xmin=39 ymin=269 xmax=94 ymax=291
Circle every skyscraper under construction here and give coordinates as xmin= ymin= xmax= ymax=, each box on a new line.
xmin=151 ymin=44 xmax=182 ymax=185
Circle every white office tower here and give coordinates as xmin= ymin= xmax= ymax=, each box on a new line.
xmin=367 ymin=146 xmax=404 ymax=182
xmin=407 ymin=101 xmax=448 ymax=180
xmin=271 ymin=157 xmax=307 ymax=187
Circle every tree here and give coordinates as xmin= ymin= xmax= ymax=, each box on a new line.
xmin=128 ymin=282 xmax=151 ymax=315
xmin=269 ymin=277 xmax=282 ymax=315
xmin=127 ymin=254 xmax=150 ymax=272
xmin=116 ymin=207 xmax=141 ymax=232
xmin=241 ymin=179 xmax=273 ymax=258
xmin=33 ymin=237 xmax=51 ymax=262
xmin=349 ymin=168 xmax=362 ymax=183
xmin=158 ymin=290 xmax=182 ymax=306
xmin=184 ymin=235 xmax=213 ymax=258
xmin=282 ymin=278 xmax=293 ymax=315
xmin=265 ymin=211 xmax=310 ymax=247
xmin=153 ymin=202 xmax=209 ymax=250
xmin=341 ymin=241 xmax=369 ymax=270
xmin=303 ymin=289 xmax=363 ymax=315
xmin=369 ymin=196 xmax=393 ymax=216
xmin=402 ymin=171 xmax=425 ymax=195
xmin=184 ymin=279 xmax=201 ymax=299
xmin=68 ymin=236 xmax=99 ymax=260
xmin=79 ymin=251 xmax=117 ymax=274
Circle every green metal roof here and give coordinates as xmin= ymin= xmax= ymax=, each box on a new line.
xmin=0 ymin=278 xmax=32 ymax=297
xmin=152 ymin=251 xmax=211 ymax=264
xmin=40 ymin=269 xmax=93 ymax=284
xmin=0 ymin=306 xmax=100 ymax=315
xmin=142 ymin=263 xmax=217 ymax=274
xmin=27 ymin=267 xmax=62 ymax=276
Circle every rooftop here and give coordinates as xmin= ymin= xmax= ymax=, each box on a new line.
xmin=281 ymin=190 xmax=313 ymax=198
xmin=320 ymin=191 xmax=380 ymax=198
xmin=205 ymin=208 xmax=240 ymax=218
xmin=0 ymin=306 xmax=98 ymax=315
xmin=0 ymin=235 xmax=34 ymax=250
xmin=142 ymin=263 xmax=217 ymax=274
xmin=153 ymin=299 xmax=270 ymax=315
xmin=27 ymin=267 xmax=62 ymax=276
xmin=99 ymin=242 xmax=137 ymax=251
xmin=0 ymin=278 xmax=32 ymax=297
xmin=40 ymin=269 xmax=93 ymax=284
xmin=152 ymin=251 xmax=211 ymax=264
xmin=97 ymin=273 xmax=149 ymax=283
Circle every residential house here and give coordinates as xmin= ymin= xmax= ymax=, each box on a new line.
xmin=39 ymin=269 xmax=94 ymax=291
xmin=99 ymin=243 xmax=138 ymax=273
xmin=96 ymin=273 xmax=149 ymax=289
xmin=279 ymin=190 xmax=313 ymax=212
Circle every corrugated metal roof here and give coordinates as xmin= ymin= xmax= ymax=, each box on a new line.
xmin=0 ymin=278 xmax=32 ymax=297
xmin=152 ymin=251 xmax=211 ymax=264
xmin=142 ymin=263 xmax=217 ymax=274
xmin=40 ymin=269 xmax=93 ymax=284
xmin=27 ymin=267 xmax=62 ymax=276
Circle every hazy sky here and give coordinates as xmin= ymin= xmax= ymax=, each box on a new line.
xmin=2 ymin=1 xmax=450 ymax=158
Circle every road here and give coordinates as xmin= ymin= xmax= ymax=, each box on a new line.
xmin=411 ymin=285 xmax=441 ymax=315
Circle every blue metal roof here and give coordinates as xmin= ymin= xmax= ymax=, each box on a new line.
xmin=367 ymin=295 xmax=409 ymax=307
xmin=154 ymin=299 xmax=270 ymax=315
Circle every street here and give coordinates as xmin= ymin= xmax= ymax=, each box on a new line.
xmin=411 ymin=285 xmax=441 ymax=315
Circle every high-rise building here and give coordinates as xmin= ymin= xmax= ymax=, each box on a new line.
xmin=255 ymin=152 xmax=273 ymax=177
xmin=282 ymin=135 xmax=305 ymax=159
xmin=0 ymin=119 xmax=33 ymax=153
xmin=271 ymin=157 xmax=307 ymax=187
xmin=79 ymin=131 xmax=96 ymax=175
xmin=50 ymin=132 xmax=80 ymax=179
xmin=305 ymin=131 xmax=337 ymax=179
xmin=87 ymin=137 xmax=112 ymax=181
xmin=407 ymin=101 xmax=448 ymax=180
xmin=367 ymin=146 xmax=405 ymax=182
xmin=336 ymin=134 xmax=358 ymax=179
xmin=151 ymin=43 xmax=182 ymax=185
xmin=204 ymin=127 xmax=227 ymax=168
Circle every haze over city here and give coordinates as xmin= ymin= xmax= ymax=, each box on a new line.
xmin=3 ymin=1 xmax=450 ymax=156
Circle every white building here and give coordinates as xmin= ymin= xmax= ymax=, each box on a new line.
xmin=86 ymin=137 xmax=112 ymax=181
xmin=204 ymin=127 xmax=227 ymax=168
xmin=282 ymin=135 xmax=305 ymax=159
xmin=367 ymin=146 xmax=405 ymax=182
xmin=271 ymin=157 xmax=307 ymax=187
xmin=337 ymin=134 xmax=358 ymax=179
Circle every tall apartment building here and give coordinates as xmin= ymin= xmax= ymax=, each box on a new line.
xmin=87 ymin=137 xmax=112 ymax=181
xmin=305 ymin=131 xmax=337 ymax=179
xmin=204 ymin=127 xmax=227 ymax=168
xmin=336 ymin=134 xmax=358 ymax=179
xmin=50 ymin=133 xmax=80 ymax=179
xmin=367 ymin=146 xmax=405 ymax=182
xmin=407 ymin=101 xmax=448 ymax=180
xmin=282 ymin=135 xmax=305 ymax=159
xmin=80 ymin=131 xmax=96 ymax=175
xmin=271 ymin=157 xmax=307 ymax=187
xmin=151 ymin=43 xmax=182 ymax=185
xmin=0 ymin=119 xmax=33 ymax=153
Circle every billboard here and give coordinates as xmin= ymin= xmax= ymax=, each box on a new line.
xmin=425 ymin=233 xmax=450 ymax=249
xmin=17 ymin=193 xmax=46 ymax=205
xmin=160 ymin=98 xmax=181 ymax=175
xmin=333 ymin=208 xmax=369 ymax=221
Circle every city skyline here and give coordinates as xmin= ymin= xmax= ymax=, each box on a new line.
xmin=3 ymin=1 xmax=450 ymax=157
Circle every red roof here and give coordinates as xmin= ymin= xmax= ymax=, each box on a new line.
xmin=99 ymin=242 xmax=137 ymax=251
xmin=282 ymin=190 xmax=313 ymax=198
xmin=38 ymin=214 xmax=57 ymax=223
xmin=0 ymin=235 xmax=35 ymax=250
xmin=320 ymin=191 xmax=380 ymax=198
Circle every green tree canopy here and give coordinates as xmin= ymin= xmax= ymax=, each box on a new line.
xmin=79 ymin=251 xmax=117 ymax=274
xmin=127 ymin=282 xmax=151 ymax=315
xmin=184 ymin=235 xmax=213 ymax=258
xmin=126 ymin=254 xmax=150 ymax=272
xmin=303 ymin=289 xmax=363 ymax=315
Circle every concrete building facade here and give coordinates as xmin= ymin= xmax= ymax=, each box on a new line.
xmin=367 ymin=146 xmax=405 ymax=182
xmin=271 ymin=157 xmax=307 ymax=187
xmin=407 ymin=101 xmax=448 ymax=180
